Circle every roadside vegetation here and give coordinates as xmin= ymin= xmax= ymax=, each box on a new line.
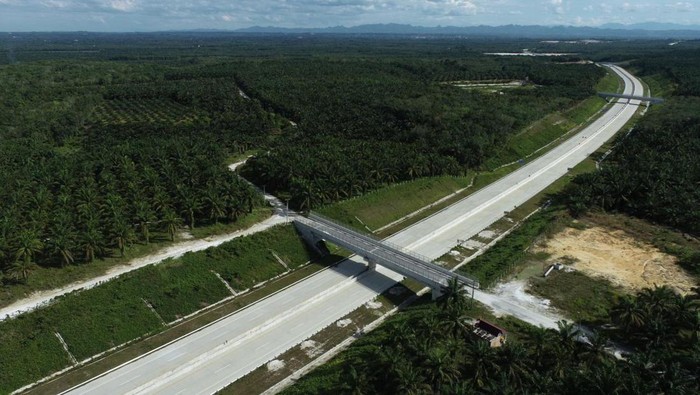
xmin=284 ymin=45 xmax=700 ymax=394
xmin=0 ymin=225 xmax=317 ymax=393
xmin=2 ymin=35 xmax=699 ymax=394
xmin=284 ymin=283 xmax=699 ymax=394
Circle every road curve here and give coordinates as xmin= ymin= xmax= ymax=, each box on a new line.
xmin=62 ymin=64 xmax=643 ymax=395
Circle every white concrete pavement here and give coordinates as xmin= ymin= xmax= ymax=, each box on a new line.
xmin=62 ymin=64 xmax=643 ymax=395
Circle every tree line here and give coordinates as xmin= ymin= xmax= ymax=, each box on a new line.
xmin=286 ymin=282 xmax=699 ymax=394
xmin=233 ymin=57 xmax=605 ymax=209
xmin=564 ymin=50 xmax=700 ymax=240
xmin=0 ymin=60 xmax=276 ymax=283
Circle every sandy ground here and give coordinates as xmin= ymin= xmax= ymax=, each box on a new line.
xmin=535 ymin=226 xmax=697 ymax=294
xmin=0 ymin=158 xmax=295 ymax=321
xmin=492 ymin=280 xmax=552 ymax=315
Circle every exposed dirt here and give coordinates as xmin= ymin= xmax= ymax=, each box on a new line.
xmin=266 ymin=360 xmax=285 ymax=372
xmin=535 ymin=226 xmax=697 ymax=294
xmin=336 ymin=319 xmax=353 ymax=328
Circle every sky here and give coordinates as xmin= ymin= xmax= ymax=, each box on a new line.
xmin=0 ymin=0 xmax=699 ymax=32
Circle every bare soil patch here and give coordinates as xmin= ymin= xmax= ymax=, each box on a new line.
xmin=535 ymin=226 xmax=696 ymax=294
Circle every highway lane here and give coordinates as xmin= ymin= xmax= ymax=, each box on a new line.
xmin=63 ymin=64 xmax=642 ymax=395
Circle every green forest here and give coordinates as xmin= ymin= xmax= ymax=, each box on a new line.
xmin=0 ymin=34 xmax=608 ymax=285
xmin=284 ymin=45 xmax=700 ymax=394
xmin=0 ymin=58 xmax=280 ymax=283
xmin=564 ymin=48 xmax=700 ymax=274
xmin=286 ymin=283 xmax=699 ymax=395
xmin=239 ymin=58 xmax=604 ymax=209
xmin=2 ymin=34 xmax=699 ymax=394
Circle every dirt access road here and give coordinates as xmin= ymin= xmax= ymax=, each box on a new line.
xmin=0 ymin=160 xmax=290 ymax=321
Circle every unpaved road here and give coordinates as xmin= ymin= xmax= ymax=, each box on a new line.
xmin=0 ymin=160 xmax=290 ymax=321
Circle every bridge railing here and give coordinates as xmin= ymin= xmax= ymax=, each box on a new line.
xmin=305 ymin=212 xmax=480 ymax=289
xmin=308 ymin=213 xmax=434 ymax=262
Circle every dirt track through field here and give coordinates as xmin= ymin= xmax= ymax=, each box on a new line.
xmin=536 ymin=226 xmax=697 ymax=294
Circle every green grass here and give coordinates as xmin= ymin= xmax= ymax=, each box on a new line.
xmin=484 ymin=96 xmax=608 ymax=170
xmin=457 ymin=208 xmax=558 ymax=288
xmin=25 ymin=255 xmax=343 ymax=395
xmin=595 ymin=70 xmax=622 ymax=94
xmin=189 ymin=207 xmax=272 ymax=239
xmin=640 ymin=73 xmax=676 ymax=97
xmin=0 ymin=224 xmax=316 ymax=394
xmin=483 ymin=68 xmax=620 ymax=170
xmin=529 ymin=270 xmax=621 ymax=324
xmin=317 ymin=175 xmax=474 ymax=232
xmin=0 ymin=316 xmax=72 ymax=394
xmin=0 ymin=209 xmax=272 ymax=310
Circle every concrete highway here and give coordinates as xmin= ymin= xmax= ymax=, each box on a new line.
xmin=62 ymin=64 xmax=643 ymax=395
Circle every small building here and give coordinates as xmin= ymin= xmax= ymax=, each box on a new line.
xmin=472 ymin=319 xmax=507 ymax=348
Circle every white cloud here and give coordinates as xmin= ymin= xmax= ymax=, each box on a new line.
xmin=621 ymin=2 xmax=637 ymax=12
xmin=108 ymin=0 xmax=136 ymax=12
xmin=41 ymin=0 xmax=71 ymax=8
xmin=667 ymin=1 xmax=694 ymax=12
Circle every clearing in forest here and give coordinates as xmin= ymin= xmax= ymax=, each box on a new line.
xmin=535 ymin=226 xmax=697 ymax=294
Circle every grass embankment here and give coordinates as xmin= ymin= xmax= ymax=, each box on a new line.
xmin=0 ymin=207 xmax=273 ymax=310
xmin=0 ymin=225 xmax=314 ymax=394
xmin=316 ymin=175 xmax=474 ymax=232
xmin=482 ymin=70 xmax=620 ymax=170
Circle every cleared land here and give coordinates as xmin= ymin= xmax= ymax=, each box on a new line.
xmin=534 ymin=224 xmax=697 ymax=294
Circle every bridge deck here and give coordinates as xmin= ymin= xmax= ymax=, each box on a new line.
xmin=295 ymin=214 xmax=479 ymax=291
xmin=597 ymin=92 xmax=664 ymax=103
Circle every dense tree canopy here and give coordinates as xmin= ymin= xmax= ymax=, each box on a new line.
xmin=564 ymin=51 xmax=700 ymax=237
xmin=237 ymin=57 xmax=605 ymax=209
xmin=0 ymin=59 xmax=272 ymax=280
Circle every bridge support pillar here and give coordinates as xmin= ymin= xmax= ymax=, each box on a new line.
xmin=366 ymin=259 xmax=377 ymax=271
xmin=431 ymin=287 xmax=444 ymax=300
xmin=294 ymin=223 xmax=329 ymax=257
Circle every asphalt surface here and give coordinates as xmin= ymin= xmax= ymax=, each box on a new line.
xmin=62 ymin=64 xmax=642 ymax=395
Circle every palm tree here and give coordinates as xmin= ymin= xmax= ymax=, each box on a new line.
xmin=612 ymin=295 xmax=646 ymax=333
xmin=7 ymin=259 xmax=39 ymax=282
xmin=179 ymin=188 xmax=202 ymax=229
xmin=525 ymin=326 xmax=555 ymax=369
xmin=341 ymin=365 xmax=370 ymax=395
xmin=14 ymin=229 xmax=43 ymax=268
xmin=134 ymin=201 xmax=156 ymax=244
xmin=584 ymin=360 xmax=624 ymax=395
xmin=204 ymin=190 xmax=226 ymax=224
xmin=47 ymin=228 xmax=75 ymax=267
xmin=464 ymin=340 xmax=497 ymax=388
xmin=497 ymin=343 xmax=531 ymax=387
xmin=580 ymin=330 xmax=610 ymax=365
xmin=111 ymin=220 xmax=136 ymax=257
xmin=423 ymin=346 xmax=459 ymax=390
xmin=438 ymin=276 xmax=470 ymax=314
xmin=394 ymin=363 xmax=431 ymax=395
xmin=161 ymin=209 xmax=183 ymax=241
xmin=80 ymin=224 xmax=104 ymax=263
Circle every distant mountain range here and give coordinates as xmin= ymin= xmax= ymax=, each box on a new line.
xmin=234 ymin=23 xmax=700 ymax=39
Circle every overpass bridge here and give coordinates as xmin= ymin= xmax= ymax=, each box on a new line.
xmin=597 ymin=92 xmax=664 ymax=104
xmin=294 ymin=213 xmax=479 ymax=299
